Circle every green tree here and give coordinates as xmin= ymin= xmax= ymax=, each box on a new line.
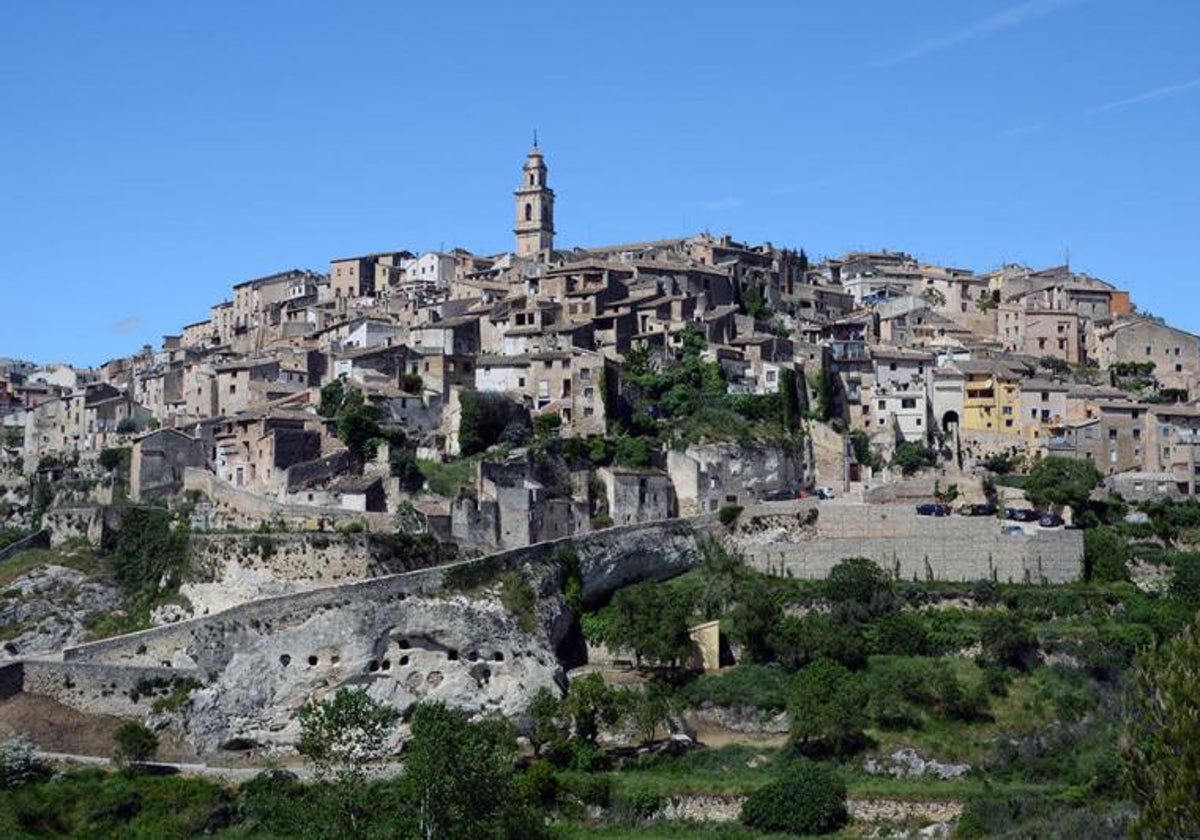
xmin=741 ymin=758 xmax=848 ymax=835
xmin=1124 ymin=612 xmax=1200 ymax=838
xmin=788 ymin=659 xmax=868 ymax=757
xmin=105 ymin=506 xmax=190 ymax=611
xmin=1023 ymin=455 xmax=1102 ymax=512
xmin=563 ymin=672 xmax=625 ymax=751
xmin=607 ymin=583 xmax=695 ymax=667
xmin=459 ymin=390 xmax=529 ymax=456
xmin=891 ymin=441 xmax=937 ymax=476
xmin=979 ymin=612 xmax=1039 ymax=671
xmin=112 ymin=721 xmax=158 ymax=770
xmin=771 ymin=613 xmax=868 ymax=671
xmin=1084 ymin=525 xmax=1130 ymax=583
xmin=728 ymin=577 xmax=784 ymax=664
xmin=319 ymin=379 xmax=346 ymax=417
xmin=401 ymin=702 xmax=544 ymax=838
xmin=825 ymin=556 xmax=897 ymax=621
xmin=334 ymin=389 xmax=383 ymax=460
xmin=299 ymin=688 xmax=398 ymax=782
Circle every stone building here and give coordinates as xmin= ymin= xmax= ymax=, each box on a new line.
xmin=1089 ymin=316 xmax=1200 ymax=396
xmin=514 ymin=144 xmax=554 ymax=258
xmin=130 ymin=428 xmax=211 ymax=501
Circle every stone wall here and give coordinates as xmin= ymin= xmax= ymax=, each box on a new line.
xmin=64 ymin=516 xmax=712 ymax=670
xmin=1 ymin=660 xmax=200 ymax=717
xmin=731 ymin=502 xmax=1082 ymax=584
xmin=188 ymin=532 xmax=377 ymax=586
xmin=0 ymin=528 xmax=49 ymax=563
xmin=43 ymin=505 xmax=105 ymax=547
xmin=184 ymin=468 xmax=394 ymax=532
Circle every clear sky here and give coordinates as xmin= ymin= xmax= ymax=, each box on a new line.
xmin=2 ymin=1 xmax=1198 ymax=365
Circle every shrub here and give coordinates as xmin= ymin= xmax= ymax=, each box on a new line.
xmin=717 ymin=504 xmax=743 ymax=526
xmin=867 ymin=611 xmax=930 ymax=656
xmin=788 ymin=659 xmax=868 ymax=757
xmin=0 ymin=735 xmax=46 ymax=788
xmin=979 ymin=612 xmax=1039 ymax=671
xmin=500 ymin=570 xmax=538 ymax=633
xmin=112 ymin=722 xmax=159 ymax=769
xmin=741 ymin=758 xmax=848 ymax=835
xmin=825 ymin=556 xmax=897 ymax=620
xmin=891 ymin=441 xmax=937 ymax=476
xmin=613 ymin=788 xmax=664 ymax=822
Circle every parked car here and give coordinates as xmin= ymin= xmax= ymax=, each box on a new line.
xmin=1002 ymin=524 xmax=1026 ymax=536
xmin=958 ymin=503 xmax=997 ymax=517
xmin=761 ymin=488 xmax=796 ymax=502
xmin=1005 ymin=508 xmax=1039 ymax=522
xmin=1038 ymin=512 xmax=1064 ymax=528
xmin=917 ymin=503 xmax=952 ymax=517
xmin=815 ymin=486 xmax=836 ymax=500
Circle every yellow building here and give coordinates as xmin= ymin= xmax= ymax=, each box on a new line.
xmin=957 ymin=361 xmax=1022 ymax=435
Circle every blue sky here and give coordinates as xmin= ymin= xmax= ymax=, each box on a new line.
xmin=2 ymin=1 xmax=1198 ymax=365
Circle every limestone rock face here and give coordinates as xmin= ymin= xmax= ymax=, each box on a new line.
xmin=169 ymin=583 xmax=566 ymax=754
xmin=0 ymin=565 xmax=121 ymax=660
xmin=576 ymin=519 xmax=702 ymax=607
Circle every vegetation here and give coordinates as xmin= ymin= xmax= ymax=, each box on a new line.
xmin=1023 ymin=455 xmax=1102 ymax=512
xmin=111 ymin=722 xmax=158 ymax=770
xmin=891 ymin=441 xmax=937 ymax=476
xmin=740 ymin=758 xmax=847 ymax=835
xmin=459 ymin=390 xmax=530 ymax=456
xmin=1125 ymin=611 xmax=1200 ymax=837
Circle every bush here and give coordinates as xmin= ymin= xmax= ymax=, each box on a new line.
xmin=891 ymin=441 xmax=936 ymax=476
xmin=867 ymin=611 xmax=930 ymax=656
xmin=1084 ymin=526 xmax=1130 ymax=583
xmin=717 ymin=504 xmax=743 ymax=526
xmin=979 ymin=612 xmax=1039 ymax=671
xmin=0 ymin=735 xmax=46 ymax=788
xmin=500 ymin=570 xmax=538 ymax=633
xmin=741 ymin=758 xmax=848 ymax=835
xmin=112 ymin=722 xmax=159 ymax=769
xmin=98 ymin=446 xmax=132 ymax=474
xmin=825 ymin=556 xmax=897 ymax=620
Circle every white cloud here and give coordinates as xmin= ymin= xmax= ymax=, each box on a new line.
xmin=889 ymin=0 xmax=1084 ymax=64
xmin=1091 ymin=76 xmax=1200 ymax=113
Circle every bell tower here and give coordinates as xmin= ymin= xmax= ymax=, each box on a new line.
xmin=514 ymin=140 xmax=555 ymax=257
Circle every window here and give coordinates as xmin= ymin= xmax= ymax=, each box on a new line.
xmin=1041 ymin=391 xmax=1049 ymax=402
xmin=878 ymin=400 xmax=886 ymax=411
xmin=889 ymin=362 xmax=897 ymax=371
xmin=902 ymin=398 xmax=917 ymax=409
xmin=1133 ymin=428 xmax=1141 ymax=440
xmin=524 ymin=203 xmax=533 ymax=221
xmin=1146 ymin=346 xmax=1153 ymax=356
xmin=1005 ymin=419 xmax=1013 ymax=427
xmin=1177 ymin=364 xmax=1184 ymax=372
xmin=1038 ymin=338 xmax=1047 ymax=349
xmin=1109 ymin=428 xmax=1118 ymax=440
xmin=584 ymin=407 xmax=594 ymax=417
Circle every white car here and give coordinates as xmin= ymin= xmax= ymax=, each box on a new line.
xmin=815 ymin=486 xmax=835 ymax=500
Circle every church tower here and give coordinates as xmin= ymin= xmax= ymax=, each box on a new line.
xmin=514 ymin=142 xmax=555 ymax=257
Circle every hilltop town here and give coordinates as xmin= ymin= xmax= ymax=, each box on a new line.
xmin=3 ymin=144 xmax=1198 ymax=542
xmin=0 ymin=146 xmax=1197 ymax=836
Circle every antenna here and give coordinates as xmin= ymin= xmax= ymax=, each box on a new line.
xmin=532 ymin=129 xmax=539 ymax=149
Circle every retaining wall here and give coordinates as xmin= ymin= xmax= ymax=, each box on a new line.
xmin=0 ymin=660 xmax=201 ymax=717
xmin=63 ymin=517 xmax=711 ymax=670
xmin=734 ymin=502 xmax=1082 ymax=584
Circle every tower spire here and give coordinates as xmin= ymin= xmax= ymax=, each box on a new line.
xmin=514 ymin=144 xmax=555 ymax=258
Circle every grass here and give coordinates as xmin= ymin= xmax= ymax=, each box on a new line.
xmin=0 ymin=544 xmax=105 ymax=588
xmin=418 ymin=456 xmax=479 ymax=498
